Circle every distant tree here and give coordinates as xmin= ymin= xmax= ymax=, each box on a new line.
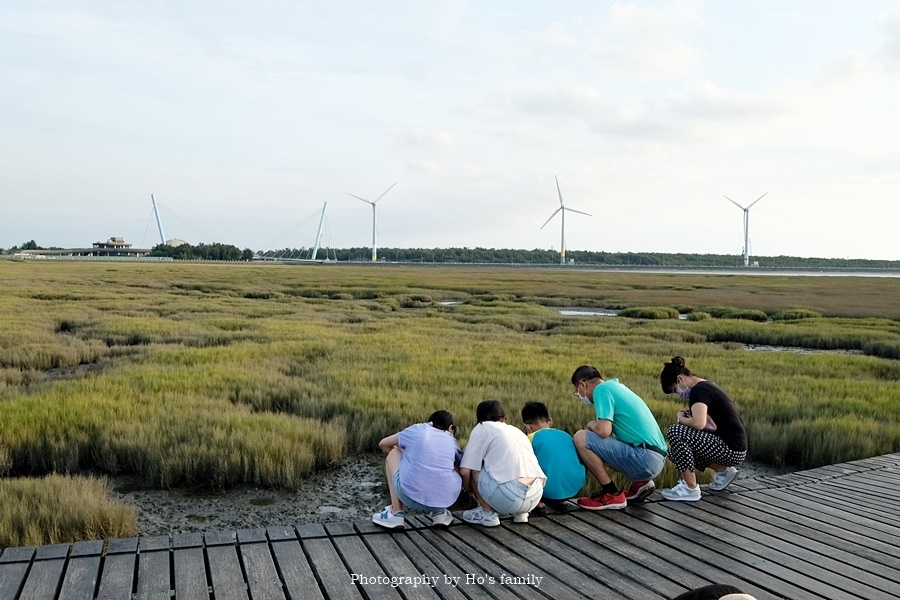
xmin=241 ymin=248 xmax=254 ymax=261
xmin=21 ymin=240 xmax=40 ymax=250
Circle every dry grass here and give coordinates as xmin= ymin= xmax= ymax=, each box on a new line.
xmin=0 ymin=474 xmax=136 ymax=548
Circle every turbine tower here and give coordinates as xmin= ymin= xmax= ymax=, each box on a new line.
xmin=150 ymin=194 xmax=166 ymax=245
xmin=346 ymin=183 xmax=396 ymax=262
xmin=540 ymin=176 xmax=591 ymax=265
xmin=724 ymin=192 xmax=767 ymax=267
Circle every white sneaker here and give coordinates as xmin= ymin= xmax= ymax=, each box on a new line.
xmin=513 ymin=513 xmax=528 ymax=523
xmin=372 ymin=506 xmax=405 ymax=528
xmin=428 ymin=508 xmax=453 ymax=527
xmin=709 ymin=466 xmax=739 ymax=491
xmin=661 ymin=480 xmax=702 ymax=502
xmin=462 ymin=506 xmax=500 ymax=527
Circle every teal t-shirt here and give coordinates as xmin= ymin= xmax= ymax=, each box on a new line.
xmin=592 ymin=379 xmax=667 ymax=450
xmin=528 ymin=428 xmax=586 ymax=500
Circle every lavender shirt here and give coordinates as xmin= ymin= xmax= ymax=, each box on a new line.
xmin=397 ymin=422 xmax=463 ymax=508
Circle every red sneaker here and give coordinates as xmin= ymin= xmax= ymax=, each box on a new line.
xmin=577 ymin=491 xmax=627 ymax=511
xmin=624 ymin=480 xmax=655 ymax=503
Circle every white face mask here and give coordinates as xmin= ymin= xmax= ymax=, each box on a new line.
xmin=675 ymin=385 xmax=691 ymax=400
xmin=578 ymin=393 xmax=593 ymax=406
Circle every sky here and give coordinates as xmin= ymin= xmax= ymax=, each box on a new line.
xmin=2 ymin=1 xmax=899 ymax=260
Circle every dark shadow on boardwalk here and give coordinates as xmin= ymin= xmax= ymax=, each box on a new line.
xmin=2 ymin=453 xmax=900 ymax=599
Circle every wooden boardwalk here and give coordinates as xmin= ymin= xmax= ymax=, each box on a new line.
xmin=2 ymin=453 xmax=900 ymax=600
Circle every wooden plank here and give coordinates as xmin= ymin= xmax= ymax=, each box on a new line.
xmin=0 ymin=546 xmax=35 ymax=563
xmin=18 ymin=558 xmax=66 ymax=600
xmin=774 ymin=483 xmax=900 ymax=529
xmin=173 ymin=532 xmax=204 ymax=549
xmin=301 ymin=538 xmax=363 ymax=600
xmin=58 ymin=554 xmax=102 ymax=600
xmin=204 ymin=531 xmax=236 ymax=547
xmin=360 ymin=533 xmax=442 ymax=600
xmin=172 ymin=547 xmax=210 ymax=600
xmin=325 ymin=522 xmax=356 ymax=537
xmin=393 ymin=528 xmax=498 ymax=600
xmin=136 ymin=550 xmax=170 ymax=600
xmin=528 ymin=514 xmax=696 ymax=598
xmin=732 ymin=492 xmax=900 ymax=565
xmin=237 ymin=529 xmax=267 ymax=544
xmin=270 ymin=539 xmax=325 ymax=600
xmin=266 ymin=526 xmax=298 ymax=542
xmin=106 ymin=538 xmax=138 ymax=554
xmin=575 ymin=509 xmax=812 ymax=600
xmin=701 ymin=494 xmax=900 ymax=585
xmin=0 ymin=562 xmax=29 ymax=600
xmin=206 ymin=545 xmax=249 ymax=600
xmin=756 ymin=488 xmax=900 ymax=543
xmin=331 ymin=534 xmax=402 ymax=600
xmin=722 ymin=493 xmax=900 ymax=569
xmin=439 ymin=527 xmax=551 ymax=600
xmin=295 ymin=524 xmax=327 ymax=539
xmin=409 ymin=528 xmax=522 ymax=600
xmin=654 ymin=500 xmax=893 ymax=599
xmin=239 ymin=543 xmax=286 ymax=600
xmin=474 ymin=522 xmax=650 ymax=600
xmin=95 ymin=553 xmax=136 ymax=600
xmin=615 ymin=503 xmax=849 ymax=599
xmin=378 ymin=532 xmax=470 ymax=600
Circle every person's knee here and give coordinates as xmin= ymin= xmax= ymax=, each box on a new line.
xmin=574 ymin=429 xmax=588 ymax=449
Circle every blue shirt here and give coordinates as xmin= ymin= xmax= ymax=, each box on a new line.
xmin=529 ymin=428 xmax=586 ymax=500
xmin=593 ymin=379 xmax=667 ymax=450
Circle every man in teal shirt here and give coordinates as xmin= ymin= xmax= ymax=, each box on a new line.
xmin=571 ymin=365 xmax=667 ymax=510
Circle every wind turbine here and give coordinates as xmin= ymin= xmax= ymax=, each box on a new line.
xmin=724 ymin=192 xmax=767 ymax=268
xmin=540 ymin=176 xmax=591 ymax=265
xmin=150 ymin=194 xmax=166 ymax=245
xmin=346 ymin=183 xmax=396 ymax=262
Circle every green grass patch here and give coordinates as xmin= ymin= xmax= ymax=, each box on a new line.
xmin=618 ymin=306 xmax=680 ymax=319
xmin=1 ymin=261 xmax=899 ymax=543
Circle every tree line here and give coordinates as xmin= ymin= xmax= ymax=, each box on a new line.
xmin=4 ymin=240 xmax=899 ymax=269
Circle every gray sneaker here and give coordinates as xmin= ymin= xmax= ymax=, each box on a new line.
xmin=462 ymin=506 xmax=500 ymax=527
xmin=372 ymin=506 xmax=405 ymax=529
xmin=709 ymin=466 xmax=739 ymax=491
xmin=428 ymin=508 xmax=453 ymax=527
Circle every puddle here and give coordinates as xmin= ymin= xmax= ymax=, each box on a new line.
xmin=741 ymin=344 xmax=863 ymax=356
xmin=248 ymin=497 xmax=276 ymax=506
xmin=558 ymin=309 xmax=619 ymax=317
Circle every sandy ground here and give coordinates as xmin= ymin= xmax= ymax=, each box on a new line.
xmin=114 ymin=453 xmax=791 ymax=537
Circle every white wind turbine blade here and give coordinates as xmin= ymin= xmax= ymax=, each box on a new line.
xmin=555 ymin=175 xmax=565 ymax=207
xmin=724 ymin=195 xmax=746 ymax=210
xmin=373 ymin=182 xmax=397 ymax=204
xmin=746 ymin=192 xmax=768 ymax=210
xmin=564 ymin=207 xmax=592 ymax=217
xmin=540 ymin=207 xmax=563 ymax=230
xmin=345 ymin=192 xmax=374 ymax=206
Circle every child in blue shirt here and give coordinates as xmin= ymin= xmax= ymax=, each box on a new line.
xmin=522 ymin=402 xmax=586 ymax=508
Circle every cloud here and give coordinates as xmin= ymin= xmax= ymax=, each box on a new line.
xmin=389 ymin=128 xmax=457 ymax=151
xmin=812 ymin=52 xmax=879 ymax=87
xmin=879 ymin=5 xmax=900 ymax=68
xmin=662 ymin=80 xmax=798 ymax=119
xmin=591 ymin=1 xmax=703 ymax=77
xmin=406 ymin=159 xmax=440 ymax=174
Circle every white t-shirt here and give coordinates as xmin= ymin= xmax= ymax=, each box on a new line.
xmin=460 ymin=421 xmax=546 ymax=484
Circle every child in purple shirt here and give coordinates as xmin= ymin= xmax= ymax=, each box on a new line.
xmin=372 ymin=410 xmax=463 ymax=529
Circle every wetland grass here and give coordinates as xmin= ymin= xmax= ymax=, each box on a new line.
xmin=1 ymin=261 xmax=898 ymax=544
